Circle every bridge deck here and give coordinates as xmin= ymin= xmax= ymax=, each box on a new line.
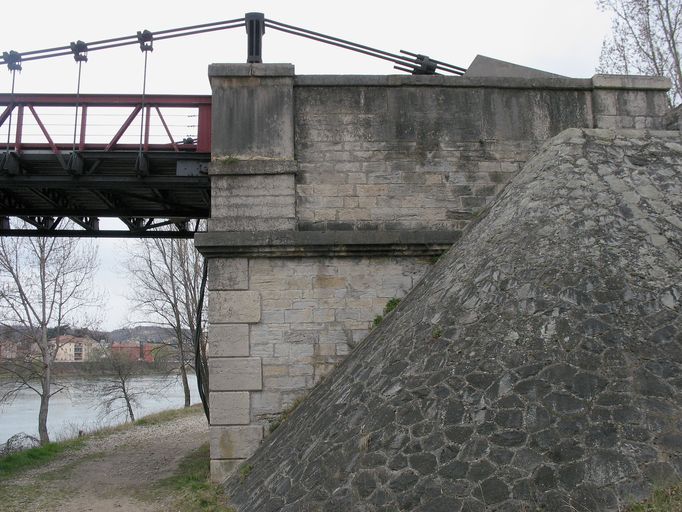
xmin=0 ymin=94 xmax=211 ymax=237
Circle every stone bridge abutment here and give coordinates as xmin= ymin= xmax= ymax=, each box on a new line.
xmin=194 ymin=63 xmax=670 ymax=481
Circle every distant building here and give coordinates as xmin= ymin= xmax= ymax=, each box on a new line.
xmin=111 ymin=340 xmax=161 ymax=363
xmin=52 ymin=335 xmax=97 ymax=362
xmin=0 ymin=339 xmax=18 ymax=360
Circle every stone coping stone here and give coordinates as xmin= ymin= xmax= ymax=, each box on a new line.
xmin=195 ymin=230 xmax=461 ymax=258
xmin=294 ymin=74 xmax=594 ymax=89
xmin=592 ymin=73 xmax=671 ymax=90
xmin=205 ymin=64 xmax=668 ymax=91
xmin=294 ymin=74 xmax=668 ymax=90
xmin=208 ymin=63 xmax=295 ymax=77
xmin=208 ymin=159 xmax=298 ymax=176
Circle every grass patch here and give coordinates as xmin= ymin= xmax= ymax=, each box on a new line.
xmin=0 ymin=438 xmax=84 ymax=478
xmin=134 ymin=403 xmax=204 ymax=426
xmin=154 ymin=443 xmax=234 ymax=512
xmin=627 ymin=481 xmax=682 ymax=511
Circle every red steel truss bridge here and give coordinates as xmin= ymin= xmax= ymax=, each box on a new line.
xmin=0 ymin=13 xmax=465 ymax=238
xmin=0 ymin=93 xmax=211 ymax=238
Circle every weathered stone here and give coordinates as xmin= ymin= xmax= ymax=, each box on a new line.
xmin=210 ymin=357 xmax=262 ymax=391
xmin=208 ymin=291 xmax=261 ymax=324
xmin=209 ymin=425 xmax=263 ymax=459
xmin=220 ymin=129 xmax=682 ymax=510
xmin=210 ymin=392 xmax=250 ymax=425
xmin=209 ymin=324 xmax=249 ymax=357
xmin=209 ymin=258 xmax=248 ymax=291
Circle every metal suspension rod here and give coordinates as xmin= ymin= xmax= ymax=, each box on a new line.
xmin=264 ymin=18 xmax=418 ymax=68
xmin=264 ymin=18 xmax=465 ymax=75
xmin=138 ymin=50 xmax=149 ymax=159
xmin=1 ymin=18 xmax=245 ymax=66
xmin=72 ymin=61 xmax=83 ymax=153
xmin=400 ymin=49 xmax=467 ymax=73
xmin=265 ymin=23 xmax=414 ymax=69
xmin=4 ymin=69 xmax=16 ymax=154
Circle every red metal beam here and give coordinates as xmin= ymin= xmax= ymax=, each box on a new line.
xmin=27 ymin=106 xmax=61 ymax=156
xmin=197 ymin=104 xmax=212 ymax=153
xmin=0 ymin=93 xmax=211 ymax=107
xmin=14 ymin=106 xmax=23 ymax=153
xmin=156 ymin=107 xmax=179 ymax=152
xmin=79 ymin=105 xmax=88 ymax=151
xmin=0 ymin=104 xmax=14 ymax=128
xmin=0 ymin=94 xmax=212 ymax=154
xmin=105 ymin=106 xmax=141 ymax=152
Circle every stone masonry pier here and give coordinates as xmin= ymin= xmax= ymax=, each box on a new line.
xmin=194 ymin=63 xmax=670 ymax=481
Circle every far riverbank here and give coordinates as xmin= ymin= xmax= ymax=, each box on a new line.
xmin=0 ymin=374 xmax=200 ymax=445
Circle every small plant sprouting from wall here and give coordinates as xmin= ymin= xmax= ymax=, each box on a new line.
xmin=431 ymin=326 xmax=443 ymax=339
xmin=383 ymin=298 xmax=400 ymax=314
xmin=239 ymin=463 xmax=253 ymax=481
xmin=215 ymin=155 xmax=239 ymax=165
xmin=372 ymin=298 xmax=401 ymax=329
xmin=268 ymin=395 xmax=306 ymax=434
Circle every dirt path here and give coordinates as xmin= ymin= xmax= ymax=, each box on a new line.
xmin=1 ymin=411 xmax=208 ymax=512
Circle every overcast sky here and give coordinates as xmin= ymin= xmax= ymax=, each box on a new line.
xmin=0 ymin=0 xmax=613 ymax=330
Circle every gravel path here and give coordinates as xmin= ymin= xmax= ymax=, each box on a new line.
xmin=2 ymin=411 xmax=208 ymax=512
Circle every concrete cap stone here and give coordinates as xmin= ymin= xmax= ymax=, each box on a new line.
xmin=592 ymin=74 xmax=671 ymax=90
xmin=208 ymin=63 xmax=295 ymax=77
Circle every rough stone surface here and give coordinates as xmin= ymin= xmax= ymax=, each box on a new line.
xmin=208 ymin=291 xmax=261 ymax=324
xmin=209 ymin=425 xmax=264 ymax=459
xmin=208 ymin=324 xmax=250 ymax=357
xmin=248 ymin=256 xmax=431 ymax=425
xmin=210 ymin=392 xmax=251 ymax=425
xmin=209 ymin=357 xmax=262 ymax=391
xmin=224 ymin=129 xmax=682 ymax=511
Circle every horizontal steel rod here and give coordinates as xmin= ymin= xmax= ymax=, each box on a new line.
xmin=0 ymin=228 xmax=200 ymax=239
xmin=0 ymin=93 xmax=211 ymax=107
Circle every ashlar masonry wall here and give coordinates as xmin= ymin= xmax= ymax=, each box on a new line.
xmin=195 ymin=64 xmax=670 ymax=481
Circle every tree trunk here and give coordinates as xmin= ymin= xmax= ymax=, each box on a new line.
xmin=180 ymin=362 xmax=191 ymax=408
xmin=122 ymin=385 xmax=135 ymax=422
xmin=38 ymin=367 xmax=51 ymax=445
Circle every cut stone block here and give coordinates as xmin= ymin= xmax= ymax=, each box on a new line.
xmin=210 ymin=391 xmax=250 ymax=425
xmin=209 ymin=291 xmax=261 ymax=323
xmin=209 ymin=258 xmax=249 ymax=291
xmin=210 ymin=425 xmax=264 ymax=459
xmin=209 ymin=324 xmax=249 ymax=357
xmin=210 ymin=357 xmax=263 ymax=391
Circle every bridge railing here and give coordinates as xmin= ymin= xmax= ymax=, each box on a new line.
xmin=0 ymin=94 xmax=212 ymax=154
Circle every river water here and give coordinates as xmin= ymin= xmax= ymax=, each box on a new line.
xmin=0 ymin=375 xmax=201 ymax=445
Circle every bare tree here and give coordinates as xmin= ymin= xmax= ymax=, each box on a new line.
xmin=598 ymin=0 xmax=682 ymax=106
xmin=90 ymin=347 xmax=143 ymax=422
xmin=126 ymin=237 xmax=207 ymax=409
xmin=0 ymin=232 xmax=99 ymax=444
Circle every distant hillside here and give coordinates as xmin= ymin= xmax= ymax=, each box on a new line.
xmin=0 ymin=325 xmax=177 ymax=344
xmin=107 ymin=325 xmax=177 ymax=343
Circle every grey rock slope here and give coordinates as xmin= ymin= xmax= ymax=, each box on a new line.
xmin=225 ymin=129 xmax=682 ymax=511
